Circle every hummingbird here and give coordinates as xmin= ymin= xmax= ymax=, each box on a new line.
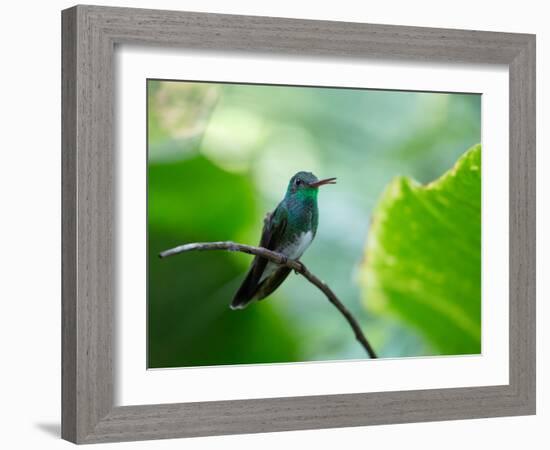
xmin=231 ymin=171 xmax=336 ymax=310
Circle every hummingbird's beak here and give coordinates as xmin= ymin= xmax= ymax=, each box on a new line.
xmin=308 ymin=177 xmax=337 ymax=188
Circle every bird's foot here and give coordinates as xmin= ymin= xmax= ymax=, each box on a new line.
xmin=293 ymin=260 xmax=304 ymax=274
xmin=279 ymin=256 xmax=303 ymax=274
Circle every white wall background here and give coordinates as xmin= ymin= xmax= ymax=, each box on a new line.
xmin=0 ymin=1 xmax=545 ymax=448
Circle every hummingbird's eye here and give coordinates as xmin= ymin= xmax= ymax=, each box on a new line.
xmin=295 ymin=179 xmax=303 ymax=186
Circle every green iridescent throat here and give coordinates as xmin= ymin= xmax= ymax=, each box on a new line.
xmin=284 ymin=187 xmax=319 ymax=236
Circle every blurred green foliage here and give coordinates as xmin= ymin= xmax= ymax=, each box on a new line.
xmin=147 ymin=79 xmax=481 ymax=368
xmin=359 ymin=145 xmax=481 ymax=355
xmin=148 ymin=156 xmax=301 ymax=367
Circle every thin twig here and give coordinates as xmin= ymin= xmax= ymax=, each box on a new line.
xmin=159 ymin=241 xmax=377 ymax=359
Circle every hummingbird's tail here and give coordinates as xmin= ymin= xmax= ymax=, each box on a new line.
xmin=231 ymin=264 xmax=292 ymax=310
xmin=230 ymin=268 xmax=258 ymax=310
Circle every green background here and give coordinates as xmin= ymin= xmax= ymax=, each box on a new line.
xmin=147 ymin=80 xmax=481 ymax=368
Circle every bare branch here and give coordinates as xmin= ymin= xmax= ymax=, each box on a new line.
xmin=159 ymin=241 xmax=377 ymax=359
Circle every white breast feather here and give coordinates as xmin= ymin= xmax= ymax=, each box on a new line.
xmin=259 ymin=231 xmax=313 ymax=283
xmin=285 ymin=230 xmax=314 ymax=260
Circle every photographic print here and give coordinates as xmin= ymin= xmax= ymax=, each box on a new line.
xmin=148 ymin=80 xmax=481 ymax=368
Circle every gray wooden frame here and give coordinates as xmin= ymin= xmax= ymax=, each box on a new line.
xmin=61 ymin=4 xmax=536 ymax=444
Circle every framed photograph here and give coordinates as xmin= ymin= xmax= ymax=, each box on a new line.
xmin=61 ymin=5 xmax=536 ymax=444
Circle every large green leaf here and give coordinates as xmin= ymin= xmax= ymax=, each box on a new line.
xmin=359 ymin=144 xmax=481 ymax=355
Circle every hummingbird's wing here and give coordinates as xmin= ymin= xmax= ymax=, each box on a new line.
xmin=253 ymin=265 xmax=292 ymax=302
xmin=230 ymin=205 xmax=289 ymax=309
